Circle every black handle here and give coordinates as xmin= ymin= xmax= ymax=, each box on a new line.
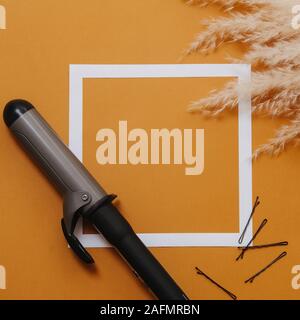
xmin=87 ymin=201 xmax=189 ymax=300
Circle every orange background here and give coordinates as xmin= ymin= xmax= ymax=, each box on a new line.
xmin=0 ymin=0 xmax=299 ymax=300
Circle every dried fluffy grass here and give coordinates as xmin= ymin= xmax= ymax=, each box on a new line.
xmin=187 ymin=0 xmax=267 ymax=11
xmin=185 ymin=0 xmax=300 ymax=157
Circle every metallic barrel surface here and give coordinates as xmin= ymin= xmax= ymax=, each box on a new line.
xmin=10 ymin=108 xmax=107 ymax=209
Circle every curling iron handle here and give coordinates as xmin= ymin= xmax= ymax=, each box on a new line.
xmin=88 ymin=202 xmax=188 ymax=300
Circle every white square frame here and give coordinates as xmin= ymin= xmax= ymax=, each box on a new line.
xmin=69 ymin=64 xmax=252 ymax=247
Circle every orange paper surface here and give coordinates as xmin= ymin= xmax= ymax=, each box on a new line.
xmin=0 ymin=0 xmax=299 ymax=300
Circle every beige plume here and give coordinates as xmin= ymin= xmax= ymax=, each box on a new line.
xmin=185 ymin=0 xmax=300 ymax=156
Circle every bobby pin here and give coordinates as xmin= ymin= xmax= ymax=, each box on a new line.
xmin=238 ymin=241 xmax=288 ymax=251
xmin=238 ymin=196 xmax=260 ymax=244
xmin=195 ymin=267 xmax=237 ymax=300
xmin=236 ymin=218 xmax=268 ymax=261
xmin=245 ymin=251 xmax=287 ymax=284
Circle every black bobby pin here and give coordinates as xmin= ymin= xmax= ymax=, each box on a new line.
xmin=238 ymin=241 xmax=288 ymax=251
xmin=238 ymin=196 xmax=260 ymax=244
xmin=195 ymin=267 xmax=237 ymax=300
xmin=245 ymin=251 xmax=287 ymax=284
xmin=236 ymin=218 xmax=268 ymax=261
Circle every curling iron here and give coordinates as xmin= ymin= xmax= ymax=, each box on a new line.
xmin=3 ymin=100 xmax=188 ymax=300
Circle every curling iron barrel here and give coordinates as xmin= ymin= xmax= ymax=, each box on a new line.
xmin=3 ymin=99 xmax=188 ymax=300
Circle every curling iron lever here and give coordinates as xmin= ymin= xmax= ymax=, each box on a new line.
xmin=3 ymin=99 xmax=188 ymax=300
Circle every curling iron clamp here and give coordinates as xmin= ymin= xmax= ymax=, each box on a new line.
xmin=3 ymin=100 xmax=188 ymax=300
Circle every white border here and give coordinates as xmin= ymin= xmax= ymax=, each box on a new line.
xmin=69 ymin=64 xmax=252 ymax=247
